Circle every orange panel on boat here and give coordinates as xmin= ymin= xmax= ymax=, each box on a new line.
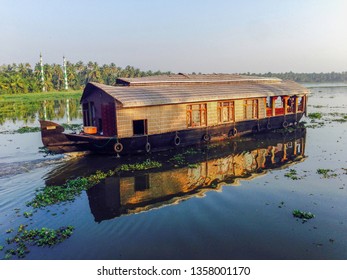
xmin=84 ymin=126 xmax=97 ymax=134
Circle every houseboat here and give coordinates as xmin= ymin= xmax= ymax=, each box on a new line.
xmin=39 ymin=73 xmax=309 ymax=154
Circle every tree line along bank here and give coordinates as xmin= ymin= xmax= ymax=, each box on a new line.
xmin=0 ymin=61 xmax=346 ymax=95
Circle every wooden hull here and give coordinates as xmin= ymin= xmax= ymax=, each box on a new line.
xmin=39 ymin=113 xmax=304 ymax=155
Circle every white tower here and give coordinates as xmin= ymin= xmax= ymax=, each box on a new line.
xmin=63 ymin=56 xmax=68 ymax=90
xmin=40 ymin=53 xmax=46 ymax=92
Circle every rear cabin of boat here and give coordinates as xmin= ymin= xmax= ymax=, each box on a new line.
xmin=80 ymin=74 xmax=308 ymax=139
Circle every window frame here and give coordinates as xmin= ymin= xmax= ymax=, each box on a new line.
xmin=186 ymin=103 xmax=207 ymax=128
xmin=217 ymin=101 xmax=235 ymax=123
xmin=243 ymin=99 xmax=259 ymax=120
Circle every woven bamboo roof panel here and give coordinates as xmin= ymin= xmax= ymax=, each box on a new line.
xmin=84 ymin=78 xmax=308 ymax=108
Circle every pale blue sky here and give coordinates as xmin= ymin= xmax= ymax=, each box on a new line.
xmin=1 ymin=0 xmax=346 ymax=73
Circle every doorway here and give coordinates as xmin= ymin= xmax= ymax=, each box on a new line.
xmin=133 ymin=119 xmax=148 ymax=135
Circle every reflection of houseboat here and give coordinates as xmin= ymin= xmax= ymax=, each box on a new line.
xmin=40 ymin=74 xmax=309 ymax=154
xmin=86 ymin=129 xmax=306 ymax=222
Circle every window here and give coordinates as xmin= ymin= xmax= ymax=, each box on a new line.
xmin=297 ymin=96 xmax=304 ymax=112
xmin=243 ymin=99 xmax=258 ymax=119
xmin=217 ymin=101 xmax=235 ymax=123
xmin=273 ymin=96 xmax=285 ymax=116
xmin=287 ymin=97 xmax=295 ymax=113
xmin=82 ymin=102 xmax=95 ymax=126
xmin=133 ymin=119 xmax=148 ymax=135
xmin=187 ymin=104 xmax=207 ymax=128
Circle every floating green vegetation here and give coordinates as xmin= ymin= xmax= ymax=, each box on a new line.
xmin=308 ymin=112 xmax=323 ymax=119
xmin=332 ymin=117 xmax=347 ymax=123
xmin=0 ymin=245 xmax=3 ymax=251
xmin=169 ymin=148 xmax=199 ymax=166
xmin=27 ymin=160 xmax=163 ymax=208
xmin=292 ymin=209 xmax=315 ymax=220
xmin=117 ymin=160 xmax=162 ymax=172
xmin=23 ymin=212 xmax=33 ymax=218
xmin=61 ymin=123 xmax=83 ymax=131
xmin=284 ymin=169 xmax=300 ymax=180
xmin=185 ymin=148 xmax=199 ymax=155
xmin=311 ymin=105 xmax=325 ymax=108
xmin=27 ymin=170 xmax=115 ymax=208
xmin=316 ymin=168 xmax=337 ymax=178
xmin=0 ymin=126 xmax=41 ymax=134
xmin=16 ymin=126 xmax=41 ymax=133
xmin=4 ymin=224 xmax=74 ymax=259
xmin=329 ymin=112 xmax=347 ymax=117
xmin=169 ymin=154 xmax=186 ymax=165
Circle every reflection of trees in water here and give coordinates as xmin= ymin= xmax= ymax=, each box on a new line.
xmin=0 ymin=99 xmax=82 ymax=125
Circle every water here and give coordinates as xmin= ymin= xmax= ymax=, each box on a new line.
xmin=0 ymin=85 xmax=347 ymax=260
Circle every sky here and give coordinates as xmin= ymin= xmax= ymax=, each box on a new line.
xmin=1 ymin=0 xmax=346 ymax=73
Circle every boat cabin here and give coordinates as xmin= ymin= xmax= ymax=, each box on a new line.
xmin=80 ymin=74 xmax=308 ymax=143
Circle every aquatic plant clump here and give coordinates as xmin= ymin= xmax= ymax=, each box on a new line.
xmin=4 ymin=225 xmax=74 ymax=259
xmin=27 ymin=170 xmax=115 ymax=208
xmin=316 ymin=168 xmax=337 ymax=179
xmin=16 ymin=126 xmax=41 ymax=133
xmin=292 ymin=209 xmax=315 ymax=220
xmin=0 ymin=126 xmax=41 ymax=134
xmin=308 ymin=112 xmax=323 ymax=119
xmin=118 ymin=160 xmax=162 ymax=172
xmin=61 ymin=123 xmax=83 ymax=131
xmin=284 ymin=169 xmax=300 ymax=180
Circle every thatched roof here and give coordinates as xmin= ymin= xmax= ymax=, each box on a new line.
xmin=82 ymin=74 xmax=308 ymax=108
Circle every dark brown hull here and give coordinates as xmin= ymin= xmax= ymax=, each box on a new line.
xmin=39 ymin=113 xmax=304 ymax=155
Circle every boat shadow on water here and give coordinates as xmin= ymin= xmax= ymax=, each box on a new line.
xmin=45 ymin=128 xmax=307 ymax=223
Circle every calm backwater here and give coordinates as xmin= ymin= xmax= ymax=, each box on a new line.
xmin=0 ymin=85 xmax=347 ymax=259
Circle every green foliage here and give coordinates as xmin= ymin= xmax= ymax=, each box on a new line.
xmin=292 ymin=209 xmax=315 ymax=220
xmin=118 ymin=160 xmax=162 ymax=172
xmin=284 ymin=169 xmax=300 ymax=180
xmin=15 ymin=126 xmax=41 ymax=133
xmin=316 ymin=168 xmax=337 ymax=178
xmin=4 ymin=224 xmax=74 ymax=259
xmin=169 ymin=148 xmax=199 ymax=166
xmin=308 ymin=112 xmax=323 ymax=119
xmin=27 ymin=170 xmax=115 ymax=208
xmin=169 ymin=154 xmax=186 ymax=165
xmin=61 ymin=123 xmax=83 ymax=131
xmin=0 ymin=62 xmax=172 ymax=95
xmin=23 ymin=212 xmax=33 ymax=218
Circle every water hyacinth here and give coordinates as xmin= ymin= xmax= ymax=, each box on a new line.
xmin=27 ymin=170 xmax=115 ymax=208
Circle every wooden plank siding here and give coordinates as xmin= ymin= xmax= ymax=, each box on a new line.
xmin=116 ymin=104 xmax=187 ymax=138
xmin=116 ymin=97 xmax=267 ymax=138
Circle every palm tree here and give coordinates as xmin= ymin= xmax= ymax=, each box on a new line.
xmin=86 ymin=61 xmax=103 ymax=83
